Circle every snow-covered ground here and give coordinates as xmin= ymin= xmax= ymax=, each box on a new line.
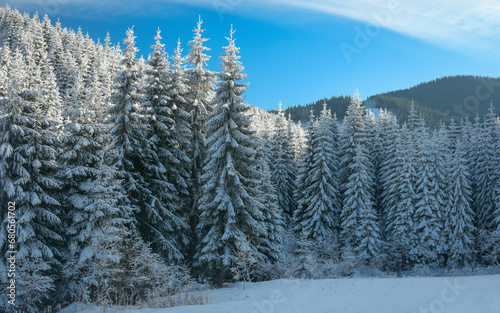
xmin=61 ymin=274 xmax=500 ymax=313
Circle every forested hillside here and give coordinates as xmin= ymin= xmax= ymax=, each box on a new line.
xmin=0 ymin=5 xmax=499 ymax=313
xmin=274 ymin=95 xmax=352 ymax=126
xmin=368 ymin=75 xmax=500 ymax=125
xmin=286 ymin=76 xmax=500 ymax=127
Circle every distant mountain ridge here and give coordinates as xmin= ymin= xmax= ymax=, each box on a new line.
xmin=271 ymin=96 xmax=352 ymax=126
xmin=281 ymin=75 xmax=500 ymax=126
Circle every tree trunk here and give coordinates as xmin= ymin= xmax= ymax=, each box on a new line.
xmin=215 ymin=262 xmax=225 ymax=288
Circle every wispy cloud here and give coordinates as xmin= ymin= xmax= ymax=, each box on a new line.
xmin=6 ymin=0 xmax=500 ymax=53
xmin=191 ymin=0 xmax=500 ymax=54
xmin=241 ymin=0 xmax=500 ymax=53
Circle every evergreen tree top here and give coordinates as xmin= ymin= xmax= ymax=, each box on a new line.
xmin=121 ymin=27 xmax=139 ymax=67
xmin=172 ymin=38 xmax=186 ymax=69
xmin=309 ymin=108 xmax=315 ymax=122
xmin=187 ymin=16 xmax=211 ymax=69
xmin=146 ymin=28 xmax=171 ymax=75
xmin=277 ymin=101 xmax=285 ymax=118
xmin=219 ymin=26 xmax=247 ymax=86
xmin=150 ymin=28 xmax=166 ymax=57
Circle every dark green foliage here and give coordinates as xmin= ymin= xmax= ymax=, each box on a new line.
xmin=369 ymin=76 xmax=500 ymax=126
xmin=274 ymin=96 xmax=352 ymax=126
xmin=282 ymin=76 xmax=500 ymax=127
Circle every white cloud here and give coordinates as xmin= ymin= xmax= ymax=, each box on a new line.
xmin=199 ymin=0 xmax=500 ymax=54
xmin=8 ymin=0 xmax=500 ymax=53
xmin=251 ymin=0 xmax=500 ymax=53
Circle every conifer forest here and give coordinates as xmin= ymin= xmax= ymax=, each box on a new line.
xmin=0 ymin=5 xmax=499 ymax=312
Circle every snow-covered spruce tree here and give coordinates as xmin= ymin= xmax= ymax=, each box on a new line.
xmin=490 ymin=185 xmax=500 ymax=264
xmin=272 ymin=102 xmax=297 ymax=223
xmin=294 ymin=230 xmax=314 ymax=279
xmin=434 ymin=124 xmax=451 ymax=263
xmin=195 ymin=28 xmax=267 ymax=287
xmin=40 ymin=14 xmax=55 ymax=54
xmin=327 ymin=108 xmax=341 ymax=155
xmin=295 ymin=109 xmax=316 ymax=216
xmin=101 ymin=32 xmax=123 ymax=105
xmin=356 ymin=198 xmax=382 ymax=265
xmin=445 ymin=138 xmax=475 ymax=268
xmin=381 ymin=113 xmax=409 ymax=232
xmin=462 ymin=115 xmax=480 ymax=200
xmin=249 ymin=108 xmax=276 ymax=165
xmin=377 ymin=109 xmax=399 ymax=239
xmin=295 ymin=111 xmax=316 ymax=235
xmin=407 ymin=100 xmax=419 ymax=130
xmin=294 ymin=103 xmax=341 ymax=241
xmin=62 ymin=166 xmax=134 ymax=305
xmin=230 ymin=235 xmax=261 ymax=290
xmin=81 ymin=40 xmax=111 ymax=115
xmin=23 ymin=13 xmax=62 ymax=124
xmin=106 ymin=28 xmax=186 ymax=261
xmin=46 ymin=19 xmax=79 ymax=99
xmin=0 ymin=46 xmax=9 ymax=97
xmin=472 ymin=105 xmax=500 ymax=264
xmin=0 ymin=47 xmax=63 ymax=312
xmin=254 ymin=137 xmax=284 ymax=263
xmin=143 ymin=29 xmax=190 ymax=253
xmin=1 ymin=6 xmax=24 ymax=50
xmin=339 ymin=90 xmax=380 ymax=263
xmin=288 ymin=113 xmax=306 ymax=162
xmin=474 ymin=103 xmax=500 ymax=233
xmin=168 ymin=39 xmax=193 ymax=215
xmin=56 ymin=47 xmax=131 ymax=304
xmin=463 ymin=115 xmax=483 ymax=262
xmin=60 ymin=69 xmax=190 ymax=305
xmin=366 ymin=110 xmax=383 ymax=217
xmin=385 ymin=127 xmax=416 ymax=271
xmin=68 ymin=27 xmax=85 ymax=69
xmin=166 ymin=38 xmax=197 ymax=264
xmin=341 ymin=144 xmax=381 ymax=265
xmin=42 ymin=14 xmax=70 ymax=96
xmin=465 ymin=115 xmax=480 ymax=187
xmin=253 ymin=108 xmax=276 ymax=174
xmin=409 ymin=128 xmax=445 ymax=267
xmin=365 ymin=110 xmax=379 ymax=168
xmin=80 ymin=35 xmax=99 ymax=92
xmin=447 ymin=118 xmax=461 ymax=154
xmin=185 ymin=17 xmax=215 ymax=224
xmin=105 ymin=26 xmax=146 ymax=220
xmin=107 ymin=232 xmax=192 ymax=306
xmin=340 ymin=90 xmax=369 ymax=185
xmin=248 ymin=108 xmax=284 ymax=264
xmin=245 ymin=108 xmax=285 ymax=267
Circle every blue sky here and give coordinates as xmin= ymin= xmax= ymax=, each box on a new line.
xmin=3 ymin=0 xmax=500 ymax=110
